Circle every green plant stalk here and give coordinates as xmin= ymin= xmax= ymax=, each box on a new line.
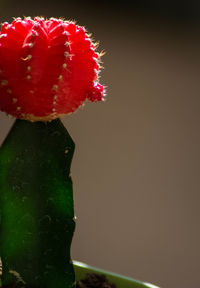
xmin=0 ymin=119 xmax=75 ymax=288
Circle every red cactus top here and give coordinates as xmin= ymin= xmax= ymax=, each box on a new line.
xmin=0 ymin=17 xmax=105 ymax=121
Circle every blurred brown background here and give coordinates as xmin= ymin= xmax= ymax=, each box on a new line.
xmin=0 ymin=1 xmax=200 ymax=288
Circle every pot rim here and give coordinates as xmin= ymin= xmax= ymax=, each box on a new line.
xmin=73 ymin=260 xmax=160 ymax=288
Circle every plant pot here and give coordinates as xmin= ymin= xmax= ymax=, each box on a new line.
xmin=74 ymin=261 xmax=160 ymax=288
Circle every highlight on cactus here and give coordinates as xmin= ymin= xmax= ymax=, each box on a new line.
xmin=0 ymin=16 xmax=104 ymax=288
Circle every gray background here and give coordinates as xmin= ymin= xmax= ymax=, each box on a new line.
xmin=0 ymin=1 xmax=200 ymax=288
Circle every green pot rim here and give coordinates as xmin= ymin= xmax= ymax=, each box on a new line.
xmin=73 ymin=260 xmax=160 ymax=288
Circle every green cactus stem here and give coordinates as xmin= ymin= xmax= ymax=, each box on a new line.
xmin=0 ymin=119 xmax=75 ymax=288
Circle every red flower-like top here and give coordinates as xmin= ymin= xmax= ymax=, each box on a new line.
xmin=0 ymin=17 xmax=105 ymax=121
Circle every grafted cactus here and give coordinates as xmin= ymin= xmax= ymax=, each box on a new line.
xmin=0 ymin=16 xmax=104 ymax=288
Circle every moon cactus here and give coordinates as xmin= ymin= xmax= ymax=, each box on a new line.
xmin=0 ymin=17 xmax=104 ymax=288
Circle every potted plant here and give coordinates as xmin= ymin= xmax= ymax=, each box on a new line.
xmin=0 ymin=17 xmax=159 ymax=288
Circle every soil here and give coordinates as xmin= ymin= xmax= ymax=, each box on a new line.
xmin=76 ymin=273 xmax=116 ymax=288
